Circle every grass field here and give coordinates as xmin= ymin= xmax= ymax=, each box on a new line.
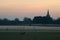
xmin=0 ymin=32 xmax=60 ymax=40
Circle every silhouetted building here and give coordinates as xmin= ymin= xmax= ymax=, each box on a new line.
xmin=33 ymin=10 xmax=53 ymax=24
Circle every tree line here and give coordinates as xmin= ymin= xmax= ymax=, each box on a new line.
xmin=0 ymin=16 xmax=60 ymax=25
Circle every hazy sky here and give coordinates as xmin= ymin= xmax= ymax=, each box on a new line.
xmin=0 ymin=0 xmax=60 ymax=20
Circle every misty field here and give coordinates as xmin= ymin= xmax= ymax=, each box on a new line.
xmin=0 ymin=26 xmax=60 ymax=40
xmin=0 ymin=32 xmax=60 ymax=40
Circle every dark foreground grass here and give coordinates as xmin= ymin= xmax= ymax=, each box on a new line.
xmin=0 ymin=32 xmax=60 ymax=40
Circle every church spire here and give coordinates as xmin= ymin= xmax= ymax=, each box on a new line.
xmin=46 ymin=9 xmax=50 ymax=17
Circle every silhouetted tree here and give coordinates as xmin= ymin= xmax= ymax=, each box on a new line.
xmin=2 ymin=18 xmax=10 ymax=25
xmin=14 ymin=18 xmax=20 ymax=25
xmin=23 ymin=17 xmax=32 ymax=25
xmin=55 ymin=18 xmax=60 ymax=24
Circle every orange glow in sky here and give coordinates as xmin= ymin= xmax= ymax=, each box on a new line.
xmin=0 ymin=0 xmax=60 ymax=20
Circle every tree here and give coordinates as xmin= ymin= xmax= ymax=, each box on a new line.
xmin=14 ymin=18 xmax=20 ymax=25
xmin=55 ymin=18 xmax=60 ymax=24
xmin=23 ymin=17 xmax=32 ymax=24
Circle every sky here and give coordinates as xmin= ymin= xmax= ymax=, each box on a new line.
xmin=0 ymin=0 xmax=60 ymax=20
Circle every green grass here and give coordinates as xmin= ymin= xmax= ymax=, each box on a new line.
xmin=0 ymin=32 xmax=60 ymax=40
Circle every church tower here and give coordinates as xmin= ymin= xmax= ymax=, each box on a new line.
xmin=46 ymin=9 xmax=51 ymax=18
